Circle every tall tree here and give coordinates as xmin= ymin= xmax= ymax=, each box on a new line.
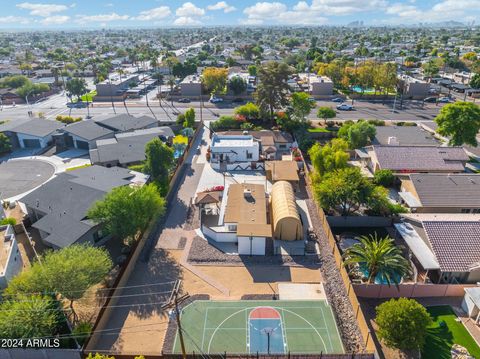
xmin=308 ymin=139 xmax=349 ymax=177
xmin=202 ymin=67 xmax=228 ymax=95
xmin=290 ymin=92 xmax=315 ymax=122
xmin=470 ymin=73 xmax=480 ymax=89
xmin=255 ymin=61 xmax=293 ymax=121
xmin=228 ymin=76 xmax=247 ymax=96
xmin=183 ymin=108 xmax=195 ymax=128
xmin=88 ymin=184 xmax=166 ymax=245
xmin=316 ymin=106 xmax=336 ymax=125
xmin=0 ymin=295 xmax=62 ymax=339
xmin=144 ymin=138 xmax=175 ymax=183
xmin=66 ymin=77 xmax=88 ymax=102
xmin=337 ymin=120 xmax=376 ymax=149
xmin=434 ymin=102 xmax=480 ymax=146
xmin=0 ymin=133 xmax=12 ymax=154
xmin=344 ymin=234 xmax=411 ymax=285
xmin=5 ymin=245 xmax=112 ymax=323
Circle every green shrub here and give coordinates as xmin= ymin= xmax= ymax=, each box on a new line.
xmin=367 ymin=119 xmax=386 ymax=126
xmin=210 ymin=115 xmax=241 ymax=131
xmin=127 ymin=164 xmax=145 ymax=173
xmin=56 ymin=115 xmax=82 ymax=124
xmin=376 ymin=298 xmax=432 ymax=350
xmin=373 ymin=169 xmax=395 ymax=187
xmin=0 ymin=217 xmax=16 ymax=226
xmin=72 ymin=321 xmax=92 ymax=346
xmin=395 ymin=121 xmax=417 ymax=127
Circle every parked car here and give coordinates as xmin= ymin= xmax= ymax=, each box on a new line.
xmin=332 ymin=97 xmax=344 ymax=103
xmin=308 ymin=97 xmax=316 ymax=103
xmin=336 ymin=104 xmax=354 ymax=111
xmin=232 ymin=98 xmax=244 ymax=103
xmin=438 ymin=97 xmax=452 ymax=103
xmin=424 ymin=97 xmax=437 ymax=103
xmin=66 ymin=101 xmax=87 ymax=108
xmin=210 ymin=96 xmax=224 ymax=103
xmin=178 ymin=98 xmax=191 ymax=103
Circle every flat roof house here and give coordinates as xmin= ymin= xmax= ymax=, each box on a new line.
xmin=360 ymin=145 xmax=468 ymax=175
xmin=180 ymin=75 xmax=202 ymax=97
xmin=210 ymin=134 xmax=260 ymax=171
xmin=201 ymin=183 xmax=272 ymax=256
xmin=398 ymin=75 xmax=430 ymax=99
xmin=394 ymin=214 xmax=480 ymax=284
xmin=19 ymin=165 xmax=148 ymax=249
xmin=89 ymin=127 xmax=174 ymax=167
xmin=400 ymin=173 xmax=480 ymax=213
xmin=0 ymin=118 xmax=63 ymax=150
xmin=372 ymin=126 xmax=439 ymax=146
xmin=0 ymin=224 xmax=23 ymax=289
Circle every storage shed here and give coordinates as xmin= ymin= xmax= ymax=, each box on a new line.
xmin=271 ymin=181 xmax=302 ymax=241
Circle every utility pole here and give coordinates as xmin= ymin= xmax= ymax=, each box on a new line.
xmin=162 ymin=280 xmax=189 ymax=359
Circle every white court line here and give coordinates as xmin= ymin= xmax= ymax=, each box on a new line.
xmin=245 ymin=306 xmax=249 ymax=353
xmin=201 ymin=307 xmax=209 ymax=351
xmin=319 ymin=305 xmax=333 ymax=352
xmin=278 ymin=309 xmax=287 ymax=353
xmin=326 ymin=304 xmax=346 ymax=353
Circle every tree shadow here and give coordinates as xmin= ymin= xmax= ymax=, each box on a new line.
xmin=422 ymin=325 xmax=454 ymax=359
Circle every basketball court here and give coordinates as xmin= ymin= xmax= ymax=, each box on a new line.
xmin=173 ymin=300 xmax=344 ymax=355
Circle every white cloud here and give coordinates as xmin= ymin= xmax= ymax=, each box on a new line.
xmin=174 ymin=16 xmax=202 ymax=25
xmin=207 ymin=1 xmax=236 ymax=13
xmin=75 ymin=12 xmax=129 ymax=23
xmin=0 ymin=16 xmax=29 ymax=24
xmin=41 ymin=15 xmax=70 ymax=25
xmin=16 ymin=2 xmax=69 ymax=17
xmin=243 ymin=1 xmax=328 ymax=25
xmin=135 ymin=6 xmax=171 ymax=21
xmin=176 ymin=2 xmax=205 ymax=17
xmin=385 ymin=0 xmax=480 ymax=23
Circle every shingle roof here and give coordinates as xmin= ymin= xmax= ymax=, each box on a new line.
xmin=95 ymin=114 xmax=158 ymax=132
xmin=20 ymin=165 xmax=136 ymax=248
xmin=372 ymin=146 xmax=468 ymax=172
xmin=409 ymin=173 xmax=480 ymax=208
xmin=62 ymin=120 xmax=114 ymax=141
xmin=0 ymin=119 xmax=63 ymax=137
xmin=373 ymin=126 xmax=439 ymax=146
xmin=423 ymin=221 xmax=480 ymax=272
xmin=90 ymin=127 xmax=173 ymax=165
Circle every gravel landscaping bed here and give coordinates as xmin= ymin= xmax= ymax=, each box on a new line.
xmin=187 ymin=236 xmax=321 ymax=267
xmin=241 ymin=294 xmax=277 ymax=300
xmin=305 ymin=197 xmax=364 ymax=353
xmin=162 ymin=294 xmax=210 ymax=354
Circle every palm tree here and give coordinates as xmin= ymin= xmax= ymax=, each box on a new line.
xmin=343 ymin=234 xmax=410 ymax=286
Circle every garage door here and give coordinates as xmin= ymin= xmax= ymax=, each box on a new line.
xmin=76 ymin=140 xmax=89 ymax=150
xmin=23 ymin=139 xmax=41 ymax=148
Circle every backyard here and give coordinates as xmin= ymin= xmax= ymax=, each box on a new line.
xmin=422 ymin=306 xmax=480 ymax=359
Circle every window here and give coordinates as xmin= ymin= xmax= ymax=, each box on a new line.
xmin=472 ymin=209 xmax=480 ymax=214
xmin=461 ymin=209 xmax=471 ymax=213
xmin=93 ymin=229 xmax=107 ymax=243
xmin=228 ymin=224 xmax=237 ymax=231
xmin=246 ymin=152 xmax=253 ymax=159
xmin=279 ymin=144 xmax=287 ymax=149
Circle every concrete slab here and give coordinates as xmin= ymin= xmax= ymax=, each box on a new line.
xmin=278 ymin=283 xmax=326 ymax=300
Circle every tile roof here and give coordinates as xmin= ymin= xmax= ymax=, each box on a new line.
xmin=423 ymin=221 xmax=480 ymax=272
xmin=409 ymin=173 xmax=480 ymax=208
xmin=372 ymin=146 xmax=468 ymax=172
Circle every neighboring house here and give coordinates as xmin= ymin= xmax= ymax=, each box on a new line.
xmin=0 ymin=88 xmax=24 ymax=105
xmin=217 ymin=130 xmax=294 ymax=160
xmin=210 ymin=134 xmax=260 ymax=170
xmin=358 ymin=146 xmax=468 ymax=175
xmin=0 ymin=118 xmax=63 ymax=149
xmin=399 ymin=173 xmax=480 ymax=213
xmin=89 ymin=126 xmax=174 ymax=167
xmin=372 ymin=126 xmax=439 ymax=146
xmin=95 ymin=75 xmax=139 ymax=101
xmin=394 ymin=214 xmax=480 ymax=284
xmin=19 ymin=166 xmax=148 ymax=249
xmin=55 ymin=120 xmax=115 ymax=150
xmin=180 ymin=75 xmax=202 ymax=97
xmin=0 ymin=224 xmax=23 ymax=289
xmin=95 ymin=114 xmax=159 ymax=133
xmin=398 ymin=75 xmax=430 ymax=99
xmin=201 ymin=183 xmax=272 ymax=255
xmin=462 ymin=287 xmax=480 ymax=324
xmin=297 ymin=73 xmax=333 ymax=96
xmin=265 ymin=160 xmax=300 ymax=190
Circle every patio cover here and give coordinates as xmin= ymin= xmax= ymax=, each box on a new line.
xmin=398 ymin=191 xmax=422 ymax=208
xmin=394 ymin=223 xmax=440 ymax=270
xmin=464 ymin=287 xmax=480 ymax=308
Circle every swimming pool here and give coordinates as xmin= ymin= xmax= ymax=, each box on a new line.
xmin=358 ymin=263 xmax=403 ymax=285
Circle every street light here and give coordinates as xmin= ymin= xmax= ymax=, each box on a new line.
xmin=25 ymin=89 xmax=35 ymax=117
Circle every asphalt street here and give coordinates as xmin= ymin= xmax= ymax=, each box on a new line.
xmin=0 ymin=91 xmax=446 ymax=124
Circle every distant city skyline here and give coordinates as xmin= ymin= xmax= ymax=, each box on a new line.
xmin=0 ymin=0 xmax=478 ymax=29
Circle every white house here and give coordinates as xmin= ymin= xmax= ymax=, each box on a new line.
xmin=210 ymin=134 xmax=260 ymax=170
xmin=0 ymin=224 xmax=23 ymax=289
xmin=201 ymin=183 xmax=272 ymax=256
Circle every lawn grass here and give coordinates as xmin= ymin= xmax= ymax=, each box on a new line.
xmin=422 ymin=306 xmax=480 ymax=359
xmin=80 ymin=90 xmax=97 ymax=102
xmin=66 ymin=164 xmax=91 ymax=171
xmin=308 ymin=127 xmax=331 ymax=133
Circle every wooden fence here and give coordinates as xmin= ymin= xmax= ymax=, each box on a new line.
xmin=83 ymin=352 xmax=374 ymax=359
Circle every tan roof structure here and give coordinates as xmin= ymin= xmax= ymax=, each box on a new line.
xmin=224 ymin=183 xmax=268 ymax=225
xmin=195 ymin=191 xmax=221 ymax=205
xmin=266 ymin=161 xmax=299 ymax=183
xmin=237 ymin=223 xmax=272 ymax=237
xmin=271 ymin=181 xmax=302 ymax=241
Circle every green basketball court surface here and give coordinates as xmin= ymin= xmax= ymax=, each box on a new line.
xmin=173 ymin=300 xmax=345 ymax=355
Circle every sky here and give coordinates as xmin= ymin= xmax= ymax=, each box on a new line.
xmin=0 ymin=0 xmax=478 ymax=29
